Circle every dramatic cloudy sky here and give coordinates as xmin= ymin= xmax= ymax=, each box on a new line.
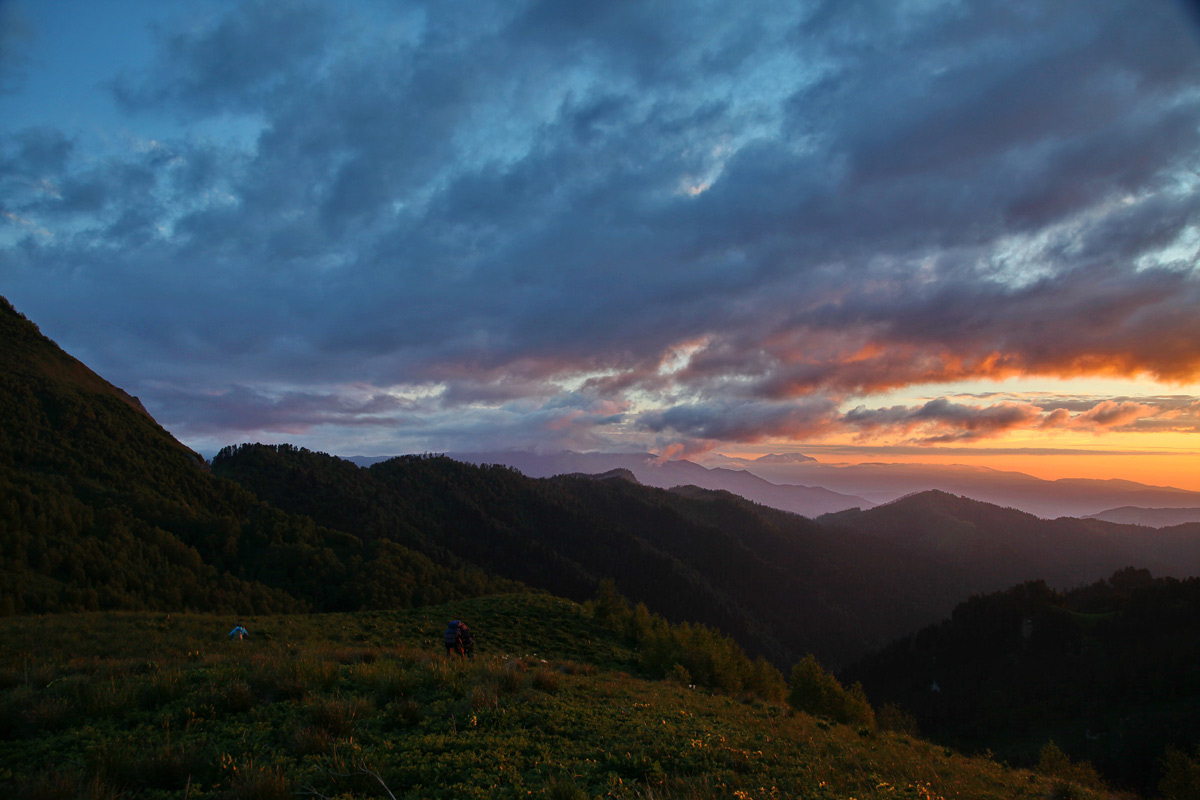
xmin=3 ymin=0 xmax=1200 ymax=487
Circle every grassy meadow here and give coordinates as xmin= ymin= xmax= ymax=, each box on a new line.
xmin=0 ymin=593 xmax=1130 ymax=799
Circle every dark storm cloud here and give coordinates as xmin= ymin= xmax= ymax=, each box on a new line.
xmin=4 ymin=0 xmax=1200 ymax=453
xmin=0 ymin=2 xmax=33 ymax=94
xmin=112 ymin=0 xmax=333 ymax=113
xmin=639 ymin=396 xmax=841 ymax=443
xmin=834 ymin=395 xmax=1198 ymax=444
xmin=157 ymin=383 xmax=416 ymax=437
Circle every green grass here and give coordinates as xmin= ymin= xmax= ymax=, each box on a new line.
xmin=0 ymin=594 xmax=1132 ymax=799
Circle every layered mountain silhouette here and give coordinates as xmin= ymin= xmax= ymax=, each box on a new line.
xmin=710 ymin=453 xmax=1200 ymax=518
xmin=371 ymin=449 xmax=1200 ymax=520
xmin=5 ymin=292 xmax=1200 ymax=672
xmin=821 ymin=491 xmax=1200 ymax=595
xmin=0 ymin=296 xmax=521 ymax=616
xmin=352 ymin=450 xmax=872 ymax=518
xmin=1085 ymin=506 xmax=1200 ymax=527
xmin=216 ymin=443 xmax=954 ymax=667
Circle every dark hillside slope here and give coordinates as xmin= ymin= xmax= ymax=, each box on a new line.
xmin=842 ymin=570 xmax=1200 ymax=794
xmin=0 ymin=595 xmax=1117 ymax=800
xmin=821 ymin=490 xmax=1200 ymax=594
xmin=0 ymin=296 xmax=519 ymax=614
xmin=1086 ymin=505 xmax=1200 ymax=527
xmin=213 ymin=444 xmax=964 ymax=668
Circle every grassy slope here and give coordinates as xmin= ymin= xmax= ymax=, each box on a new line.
xmin=0 ymin=595 xmax=1127 ymax=800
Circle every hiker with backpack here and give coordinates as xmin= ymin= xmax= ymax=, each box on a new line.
xmin=443 ymin=619 xmax=475 ymax=659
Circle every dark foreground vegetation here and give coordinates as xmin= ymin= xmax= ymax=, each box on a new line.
xmin=0 ymin=593 xmax=1129 ymax=800
xmin=845 ymin=570 xmax=1200 ymax=795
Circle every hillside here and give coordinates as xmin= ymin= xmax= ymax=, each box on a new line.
xmin=0 ymin=295 xmax=521 ymax=615
xmin=707 ymin=455 xmax=1200 ymax=519
xmin=0 ymin=593 xmax=1127 ymax=800
xmin=440 ymin=450 xmax=872 ymax=517
xmin=1086 ymin=507 xmax=1200 ymax=528
xmin=7 ymin=290 xmax=1199 ymax=679
xmin=842 ymin=570 xmax=1200 ymax=794
xmin=820 ymin=490 xmax=1200 ymax=593
xmin=213 ymin=443 xmax=957 ymax=669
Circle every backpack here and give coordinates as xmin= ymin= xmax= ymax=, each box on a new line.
xmin=444 ymin=620 xmax=462 ymax=647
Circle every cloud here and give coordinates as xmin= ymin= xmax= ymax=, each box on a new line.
xmin=0 ymin=3 xmax=34 ymax=94
xmin=112 ymin=0 xmax=334 ymax=114
xmin=4 ymin=0 xmax=1200 ymax=456
xmin=832 ymin=394 xmax=1197 ymax=446
xmin=157 ymin=383 xmax=418 ymax=437
xmin=639 ymin=396 xmax=841 ymax=444
xmin=842 ymin=399 xmax=1042 ymax=444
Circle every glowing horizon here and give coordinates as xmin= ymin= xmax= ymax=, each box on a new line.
xmin=3 ymin=1 xmax=1199 ymax=492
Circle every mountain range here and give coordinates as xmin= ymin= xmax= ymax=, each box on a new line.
xmin=1085 ymin=506 xmax=1200 ymax=527
xmin=379 ymin=449 xmax=1200 ymax=520
xmin=8 ymin=292 xmax=1200 ymax=796
xmin=5 ymin=291 xmax=1199 ymax=671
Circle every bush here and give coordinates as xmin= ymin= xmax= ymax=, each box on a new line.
xmin=1036 ymin=741 xmax=1103 ymax=790
xmin=15 ymin=770 xmax=120 ymax=800
xmin=787 ymin=655 xmax=875 ymax=729
xmin=1160 ymin=745 xmax=1200 ymax=800
xmin=230 ymin=762 xmax=290 ymax=800
xmin=593 ymin=584 xmax=785 ymax=700
xmin=877 ymin=702 xmax=920 ymax=736
xmin=531 ymin=668 xmax=561 ymax=694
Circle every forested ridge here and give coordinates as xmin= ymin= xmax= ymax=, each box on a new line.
xmin=0 ymin=292 xmax=958 ymax=668
xmin=211 ymin=441 xmax=971 ymax=668
xmin=822 ymin=491 xmax=1200 ymax=593
xmin=0 ymin=296 xmax=522 ymax=615
xmin=844 ymin=569 xmax=1200 ymax=794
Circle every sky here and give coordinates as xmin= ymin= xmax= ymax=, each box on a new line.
xmin=3 ymin=0 xmax=1200 ymax=489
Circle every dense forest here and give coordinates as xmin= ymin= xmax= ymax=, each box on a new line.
xmin=821 ymin=491 xmax=1200 ymax=593
xmin=211 ymin=441 xmax=971 ymax=668
xmin=0 ymin=297 xmax=522 ymax=616
xmin=843 ymin=569 xmax=1200 ymax=794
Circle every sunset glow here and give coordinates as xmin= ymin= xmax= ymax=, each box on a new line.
xmin=2 ymin=0 xmax=1199 ymax=491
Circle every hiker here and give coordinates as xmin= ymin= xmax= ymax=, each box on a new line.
xmin=229 ymin=623 xmax=249 ymax=640
xmin=443 ymin=619 xmax=474 ymax=659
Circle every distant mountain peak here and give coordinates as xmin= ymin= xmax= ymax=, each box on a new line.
xmin=563 ymin=467 xmax=640 ymax=484
xmin=751 ymin=452 xmax=818 ymax=464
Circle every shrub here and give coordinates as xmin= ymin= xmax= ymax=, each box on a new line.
xmin=15 ymin=770 xmax=120 ymax=800
xmin=368 ymin=661 xmax=415 ymax=704
xmin=593 ymin=585 xmax=784 ymax=701
xmin=470 ymin=685 xmax=499 ymax=710
xmin=391 ymin=698 xmax=423 ymax=726
xmin=531 ymin=668 xmax=561 ymax=694
xmin=484 ymin=660 xmax=527 ymax=694
xmin=141 ymin=742 xmax=208 ymax=791
xmin=546 ymin=777 xmax=593 ymax=800
xmin=138 ymin=668 xmax=185 ymax=709
xmin=211 ymin=680 xmax=255 ymax=714
xmin=787 ymin=655 xmax=875 ymax=729
xmin=669 ymin=663 xmax=692 ymax=686
xmin=24 ymin=694 xmax=72 ymax=729
xmin=306 ymin=695 xmax=371 ymax=738
xmin=290 ymin=724 xmax=333 ymax=757
xmin=877 ymin=702 xmax=921 ymax=736
xmin=1159 ymin=745 xmax=1200 ymax=800
xmin=230 ymin=762 xmax=290 ymax=800
xmin=1037 ymin=741 xmax=1103 ymax=790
